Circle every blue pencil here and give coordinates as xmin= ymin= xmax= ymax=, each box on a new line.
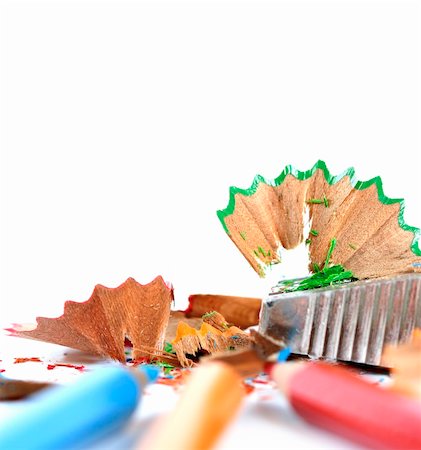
xmin=0 ymin=364 xmax=160 ymax=450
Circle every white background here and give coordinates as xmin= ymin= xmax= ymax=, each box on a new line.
xmin=1 ymin=0 xmax=420 ymax=325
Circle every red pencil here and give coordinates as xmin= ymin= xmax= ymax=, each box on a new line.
xmin=267 ymin=361 xmax=421 ymax=450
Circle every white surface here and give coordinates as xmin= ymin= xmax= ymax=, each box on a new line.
xmin=0 ymin=333 xmax=362 ymax=450
xmin=1 ymin=0 xmax=420 ymax=325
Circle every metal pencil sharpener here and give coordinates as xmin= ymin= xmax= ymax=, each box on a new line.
xmin=259 ymin=274 xmax=421 ymax=367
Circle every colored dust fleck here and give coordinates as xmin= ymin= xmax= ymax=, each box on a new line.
xmin=4 ymin=323 xmax=35 ymax=335
xmin=124 ymin=337 xmax=133 ymax=348
xmin=132 ymin=357 xmax=150 ymax=366
xmin=306 ymin=198 xmax=323 ymax=204
xmin=14 ymin=357 xmax=42 ymax=364
xmin=305 ymin=196 xmax=329 ymax=207
xmin=47 ymin=363 xmax=85 ymax=372
xmin=273 ymin=239 xmax=357 ymax=293
xmin=156 ymin=368 xmax=191 ymax=389
xmin=275 ymin=264 xmax=356 ymax=293
xmin=242 ymin=373 xmax=274 ymax=395
xmin=252 ymin=378 xmax=270 ymax=385
xmin=152 ymin=361 xmax=175 ymax=375
xmin=242 ymin=382 xmax=255 ymax=395
xmin=0 ymin=369 xmax=5 ymax=373
xmin=164 ymin=342 xmax=174 ymax=353
xmin=202 ymin=311 xmax=217 ymax=320
xmin=259 ymin=394 xmax=275 ymax=401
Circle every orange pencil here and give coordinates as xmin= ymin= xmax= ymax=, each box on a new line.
xmin=138 ymin=362 xmax=245 ymax=450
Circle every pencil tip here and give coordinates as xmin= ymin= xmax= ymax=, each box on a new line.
xmin=277 ymin=347 xmax=291 ymax=363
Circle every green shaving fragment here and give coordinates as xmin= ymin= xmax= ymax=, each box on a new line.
xmin=306 ymin=197 xmax=329 ymax=207
xmin=325 ymin=238 xmax=336 ymax=268
xmin=202 ymin=311 xmax=217 ymax=320
xmin=306 ymin=198 xmax=324 ymax=204
xmin=274 ymin=264 xmax=356 ymax=293
xmin=258 ymin=246 xmax=266 ymax=257
xmin=164 ymin=342 xmax=175 ymax=354
xmin=153 ymin=361 xmax=175 ymax=375
xmin=273 ymin=238 xmax=356 ymax=294
xmin=305 ymin=238 xmax=311 ymax=245
xmin=254 ymin=250 xmax=259 ymax=257
xmin=240 ymin=231 xmax=247 ymax=240
xmin=310 ymin=229 xmax=319 ymax=236
xmin=349 ymin=243 xmax=357 ymax=250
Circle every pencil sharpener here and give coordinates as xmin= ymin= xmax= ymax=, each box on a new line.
xmin=259 ymin=273 xmax=421 ymax=367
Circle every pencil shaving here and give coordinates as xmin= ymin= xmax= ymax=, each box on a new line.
xmin=217 ymin=160 xmax=421 ymax=279
xmin=171 ymin=313 xmax=252 ymax=367
xmin=186 ymin=294 xmax=261 ymax=329
xmin=13 ymin=277 xmax=173 ymax=363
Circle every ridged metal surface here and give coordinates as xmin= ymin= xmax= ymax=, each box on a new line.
xmin=259 ymin=274 xmax=421 ymax=367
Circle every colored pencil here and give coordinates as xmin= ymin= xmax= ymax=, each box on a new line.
xmin=0 ymin=365 xmax=159 ymax=450
xmin=138 ymin=362 xmax=245 ymax=450
xmin=268 ymin=361 xmax=421 ymax=450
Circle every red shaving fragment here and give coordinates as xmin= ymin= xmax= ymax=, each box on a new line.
xmin=0 ymin=369 xmax=5 ymax=373
xmin=132 ymin=357 xmax=150 ymax=366
xmin=124 ymin=337 xmax=133 ymax=348
xmin=184 ymin=295 xmax=195 ymax=316
xmin=47 ymin=363 xmax=85 ymax=372
xmin=14 ymin=357 xmax=42 ymax=364
xmin=156 ymin=378 xmax=180 ymax=386
xmin=252 ymin=378 xmax=269 ymax=385
xmin=242 ymin=382 xmax=255 ymax=395
xmin=5 ymin=323 xmax=35 ymax=335
xmin=259 ymin=394 xmax=275 ymax=401
xmin=156 ymin=368 xmax=191 ymax=389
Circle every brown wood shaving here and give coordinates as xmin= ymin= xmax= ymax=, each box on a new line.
xmin=186 ymin=294 xmax=261 ymax=329
xmin=15 ymin=277 xmax=173 ymax=363
xmin=224 ymin=171 xmax=420 ymax=279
